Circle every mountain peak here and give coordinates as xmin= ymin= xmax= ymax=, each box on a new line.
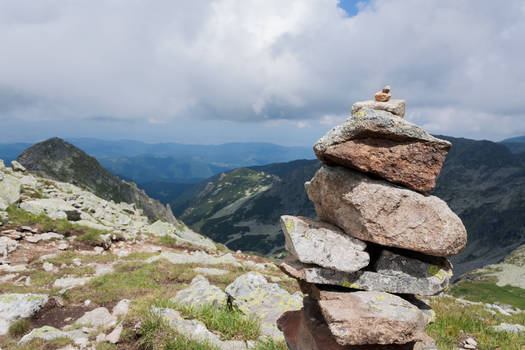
xmin=16 ymin=137 xmax=176 ymax=224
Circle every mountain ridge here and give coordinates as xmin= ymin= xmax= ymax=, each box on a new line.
xmin=16 ymin=137 xmax=177 ymax=225
xmin=172 ymin=136 xmax=525 ymax=277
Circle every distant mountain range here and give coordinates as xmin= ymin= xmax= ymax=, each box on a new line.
xmin=170 ymin=136 xmax=525 ymax=277
xmin=2 ymin=135 xmax=525 ymax=277
xmin=501 ymin=135 xmax=525 ymax=154
xmin=0 ymin=138 xmax=315 ymax=184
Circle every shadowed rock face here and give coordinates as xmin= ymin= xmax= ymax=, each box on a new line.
xmin=305 ymin=166 xmax=467 ymax=257
xmin=279 ymin=248 xmax=452 ymax=296
xmin=313 ymin=109 xmax=451 ymax=194
xmin=17 ymin=137 xmax=176 ymax=224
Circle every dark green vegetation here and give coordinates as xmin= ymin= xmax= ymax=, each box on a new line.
xmin=500 ymin=135 xmax=525 ymax=154
xmin=172 ymin=303 xmax=261 ymax=340
xmin=6 ymin=205 xmax=105 ymax=239
xmin=172 ymin=137 xmax=525 ymax=276
xmin=427 ymin=296 xmax=525 ymax=350
xmin=8 ymin=319 xmax=30 ymax=337
xmin=173 ymin=160 xmax=321 ymax=255
xmin=15 ymin=137 xmax=175 ymax=224
xmin=433 ymin=136 xmax=525 ymax=277
xmin=136 ymin=311 xmax=220 ymax=350
xmin=449 ymin=281 xmax=525 ymax=309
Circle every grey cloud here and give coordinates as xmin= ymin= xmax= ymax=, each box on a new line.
xmin=0 ymin=0 xmax=524 ymax=140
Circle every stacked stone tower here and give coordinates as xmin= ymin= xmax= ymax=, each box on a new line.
xmin=276 ymin=88 xmax=467 ymax=349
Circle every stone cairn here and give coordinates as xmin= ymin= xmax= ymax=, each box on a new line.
xmin=276 ymin=87 xmax=468 ymax=349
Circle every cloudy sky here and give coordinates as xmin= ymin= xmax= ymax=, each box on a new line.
xmin=1 ymin=0 xmax=524 ymax=145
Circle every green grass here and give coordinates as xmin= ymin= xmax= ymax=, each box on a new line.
xmin=252 ymin=338 xmax=288 ymax=350
xmin=449 ymin=281 xmax=525 ymax=309
xmin=95 ymin=342 xmax=117 ymax=350
xmin=137 ymin=311 xmax=219 ymax=350
xmin=66 ymin=261 xmax=198 ymax=305
xmin=427 ymin=296 xmax=525 ymax=350
xmin=43 ymin=251 xmax=118 ymax=265
xmin=11 ymin=337 xmax=74 ymax=350
xmin=121 ymin=252 xmax=159 ymax=260
xmin=75 ymin=230 xmax=103 ymax=246
xmin=173 ymin=303 xmax=261 ymax=340
xmin=5 ymin=205 xmax=107 ymax=238
xmin=158 ymin=235 xmax=176 ymax=245
xmin=8 ymin=319 xmax=31 ymax=337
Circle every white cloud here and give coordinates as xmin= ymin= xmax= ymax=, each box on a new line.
xmin=0 ymin=0 xmax=524 ymax=140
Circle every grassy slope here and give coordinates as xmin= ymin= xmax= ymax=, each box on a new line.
xmin=0 ymin=207 xmax=524 ymax=349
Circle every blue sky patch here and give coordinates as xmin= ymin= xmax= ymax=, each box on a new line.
xmin=337 ymin=0 xmax=366 ymax=16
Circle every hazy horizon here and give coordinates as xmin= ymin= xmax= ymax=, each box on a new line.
xmin=2 ymin=0 xmax=525 ymax=144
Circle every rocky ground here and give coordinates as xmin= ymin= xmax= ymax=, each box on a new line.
xmin=0 ymin=160 xmax=524 ymax=350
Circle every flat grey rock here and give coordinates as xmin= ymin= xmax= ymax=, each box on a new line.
xmin=19 ymin=326 xmax=88 ymax=346
xmin=112 ymin=299 xmax=131 ymax=317
xmin=0 ymin=173 xmax=21 ymax=204
xmin=170 ymin=275 xmax=227 ymax=308
xmin=279 ymin=248 xmax=452 ymax=296
xmin=351 ymin=99 xmax=406 ymax=118
xmin=147 ymin=251 xmax=241 ymax=267
xmin=0 ymin=293 xmax=48 ymax=335
xmin=225 ymin=272 xmax=302 ymax=339
xmin=490 ymin=323 xmax=525 ymax=334
xmin=281 ymin=215 xmax=369 ymax=273
xmin=53 ymin=277 xmax=90 ymax=290
xmin=75 ymin=307 xmax=117 ymax=328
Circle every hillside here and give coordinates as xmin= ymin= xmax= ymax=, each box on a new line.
xmin=0 ymin=139 xmax=314 ymax=184
xmin=16 ymin=138 xmax=177 ymax=224
xmin=1 ymin=159 xmax=523 ymax=350
xmin=174 ymin=160 xmax=320 ymax=255
xmin=173 ymin=137 xmax=525 ymax=276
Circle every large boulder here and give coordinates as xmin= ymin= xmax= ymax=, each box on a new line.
xmin=277 ymin=297 xmax=435 ymax=350
xmin=314 ymin=290 xmax=428 ymax=345
xmin=0 ymin=293 xmax=48 ymax=335
xmin=225 ymin=272 xmax=302 ymax=339
xmin=305 ymin=166 xmax=467 ymax=257
xmin=279 ymin=248 xmax=452 ymax=296
xmin=313 ymin=109 xmax=451 ymax=193
xmin=281 ymin=215 xmax=369 ymax=273
xmin=170 ymin=275 xmax=227 ymax=308
xmin=0 ymin=173 xmax=21 ymax=204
